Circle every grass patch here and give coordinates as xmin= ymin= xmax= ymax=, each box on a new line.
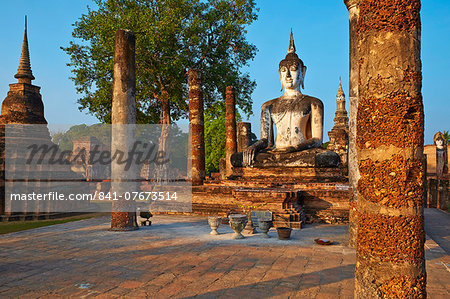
xmin=0 ymin=213 xmax=108 ymax=235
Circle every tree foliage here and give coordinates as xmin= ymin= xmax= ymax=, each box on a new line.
xmin=62 ymin=0 xmax=258 ymax=124
xmin=205 ymin=101 xmax=246 ymax=174
xmin=443 ymin=130 xmax=450 ymax=144
xmin=204 ymin=102 xmax=228 ymax=174
xmin=204 ymin=103 xmax=259 ymax=174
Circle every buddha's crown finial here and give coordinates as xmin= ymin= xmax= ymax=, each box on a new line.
xmin=279 ymin=29 xmax=305 ymax=79
xmin=288 ymin=28 xmax=296 ymax=54
xmin=15 ymin=16 xmax=35 ymax=84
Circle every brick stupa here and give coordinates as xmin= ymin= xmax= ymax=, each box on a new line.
xmin=0 ymin=18 xmax=84 ymax=217
xmin=0 ymin=16 xmax=46 ymax=125
xmin=327 ymin=78 xmax=349 ymax=165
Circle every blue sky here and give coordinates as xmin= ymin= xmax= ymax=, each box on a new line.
xmin=0 ymin=0 xmax=448 ymax=144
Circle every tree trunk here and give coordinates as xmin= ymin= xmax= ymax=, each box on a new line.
xmin=157 ymin=90 xmax=171 ymax=183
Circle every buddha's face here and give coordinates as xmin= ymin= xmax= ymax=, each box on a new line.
xmin=279 ymin=63 xmax=301 ymax=91
xmin=436 ymin=138 xmax=444 ymax=149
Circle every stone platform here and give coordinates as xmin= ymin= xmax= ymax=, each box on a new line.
xmin=192 ymin=166 xmax=351 ymax=227
xmin=232 ymin=165 xmax=346 ymax=182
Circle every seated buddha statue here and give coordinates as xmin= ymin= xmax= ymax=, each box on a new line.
xmin=242 ymin=31 xmax=324 ymax=167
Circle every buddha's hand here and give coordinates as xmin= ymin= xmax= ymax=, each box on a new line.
xmin=285 ymin=146 xmax=297 ymax=153
xmin=243 ymin=145 xmax=257 ymax=167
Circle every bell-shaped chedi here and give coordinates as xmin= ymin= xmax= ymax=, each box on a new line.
xmin=0 ymin=16 xmax=46 ymax=125
xmin=0 ymin=17 xmax=51 ymax=216
xmin=327 ymin=78 xmax=349 ymax=165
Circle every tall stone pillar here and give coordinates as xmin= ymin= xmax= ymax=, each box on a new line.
xmin=344 ymin=0 xmax=360 ymax=248
xmin=188 ymin=69 xmax=205 ymax=186
xmin=110 ymin=29 xmax=138 ymax=231
xmin=225 ymin=86 xmax=237 ymax=177
xmin=237 ymin=122 xmax=252 ymax=152
xmin=355 ymin=1 xmax=425 ymax=297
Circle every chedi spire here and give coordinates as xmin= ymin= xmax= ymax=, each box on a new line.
xmin=337 ymin=77 xmax=345 ymax=97
xmin=15 ymin=16 xmax=35 ymax=84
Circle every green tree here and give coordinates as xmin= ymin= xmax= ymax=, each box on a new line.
xmin=204 ymin=101 xmax=243 ymax=174
xmin=62 ymin=0 xmax=258 ymax=125
xmin=443 ymin=130 xmax=450 ymax=144
xmin=205 ymin=102 xmax=225 ymax=174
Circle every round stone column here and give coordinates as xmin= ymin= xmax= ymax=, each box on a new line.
xmin=237 ymin=122 xmax=252 ymax=153
xmin=355 ymin=1 xmax=425 ymax=297
xmin=110 ymin=29 xmax=138 ymax=231
xmin=225 ymin=86 xmax=237 ymax=177
xmin=344 ymin=0 xmax=360 ymax=248
xmin=188 ymin=69 xmax=205 ymax=186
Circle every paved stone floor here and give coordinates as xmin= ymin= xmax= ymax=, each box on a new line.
xmin=0 ymin=209 xmax=448 ymax=298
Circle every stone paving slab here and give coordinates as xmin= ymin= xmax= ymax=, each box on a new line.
xmin=0 ymin=213 xmax=448 ymax=298
xmin=425 ymin=208 xmax=450 ymax=254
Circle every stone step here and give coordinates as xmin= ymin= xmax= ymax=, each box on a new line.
xmin=233 ymin=188 xmax=300 ymax=200
xmin=305 ymin=208 xmax=349 ymax=224
xmin=205 ymin=179 xmax=284 ymax=188
xmin=206 ymin=179 xmax=351 ymax=192
xmin=272 ymin=221 xmax=302 ymax=229
xmin=301 ymin=189 xmax=351 ymax=198
xmin=192 ymin=203 xmax=234 ymax=217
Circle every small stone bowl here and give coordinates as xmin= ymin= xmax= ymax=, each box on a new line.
xmin=208 ymin=216 xmax=221 ymax=235
xmin=258 ymin=220 xmax=272 ymax=238
xmin=228 ymin=214 xmax=248 ymax=239
xmin=276 ymin=227 xmax=292 ymax=240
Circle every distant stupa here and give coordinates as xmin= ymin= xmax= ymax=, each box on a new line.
xmin=0 ymin=16 xmax=47 ymax=124
xmin=327 ymin=78 xmax=349 ymax=165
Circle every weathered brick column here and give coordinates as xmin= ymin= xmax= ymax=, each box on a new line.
xmin=355 ymin=1 xmax=425 ymax=297
xmin=110 ymin=29 xmax=138 ymax=231
xmin=225 ymin=86 xmax=237 ymax=177
xmin=237 ymin=122 xmax=252 ymax=152
xmin=188 ymin=69 xmax=205 ymax=185
xmin=344 ymin=0 xmax=360 ymax=248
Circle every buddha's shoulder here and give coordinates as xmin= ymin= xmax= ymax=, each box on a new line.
xmin=262 ymin=97 xmax=281 ymax=107
xmin=301 ymin=94 xmax=323 ymax=106
xmin=262 ymin=94 xmax=323 ymax=107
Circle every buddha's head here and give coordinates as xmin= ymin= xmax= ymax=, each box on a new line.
xmin=434 ymin=131 xmax=446 ymax=149
xmin=279 ymin=30 xmax=307 ymax=92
